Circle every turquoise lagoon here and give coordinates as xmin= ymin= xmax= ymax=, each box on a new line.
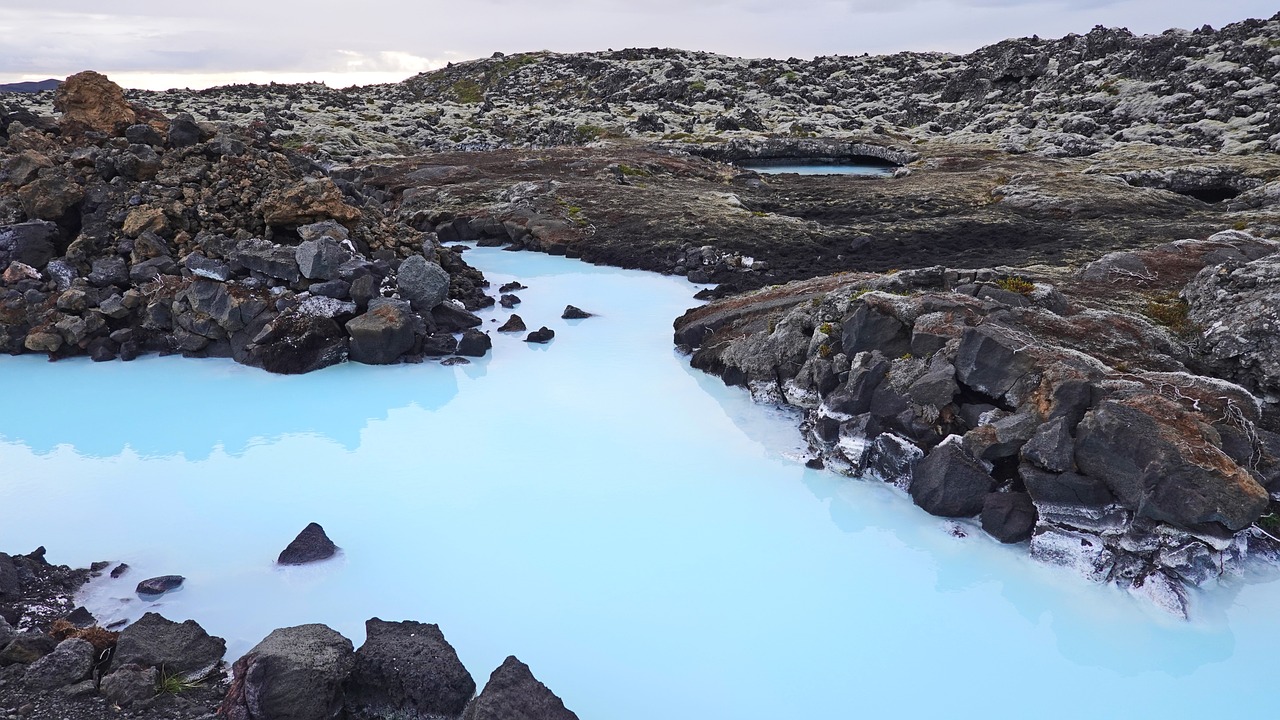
xmin=1 ymin=247 xmax=1277 ymax=718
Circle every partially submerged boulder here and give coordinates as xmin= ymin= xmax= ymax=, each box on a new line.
xmin=278 ymin=523 xmax=339 ymax=565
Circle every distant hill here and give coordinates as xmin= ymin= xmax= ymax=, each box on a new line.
xmin=0 ymin=79 xmax=61 ymax=93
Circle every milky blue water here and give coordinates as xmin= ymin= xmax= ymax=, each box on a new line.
xmin=2 ymin=247 xmax=1278 ymax=718
xmin=738 ymin=161 xmax=894 ymax=176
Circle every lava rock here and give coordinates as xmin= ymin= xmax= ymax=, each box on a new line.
xmin=954 ymin=324 xmax=1038 ymax=402
xmin=841 ymin=303 xmax=910 ymax=357
xmin=278 ymin=522 xmax=339 ymax=565
xmin=24 ymin=638 xmax=94 ymax=689
xmin=497 ymin=314 xmax=526 ymax=332
xmin=100 ymin=664 xmax=159 ymax=707
xmin=219 ymin=624 xmax=355 ymax=720
xmin=0 ymin=220 xmax=59 ymax=270
xmin=909 ymin=442 xmax=996 ymax=517
xmin=1075 ymin=398 xmax=1268 ymax=531
xmin=430 ymin=302 xmax=483 ymax=332
xmin=345 ymin=619 xmax=476 ymax=720
xmin=980 ymin=492 xmax=1038 ymax=543
xmin=0 ymin=631 xmax=57 ymax=666
xmin=456 ymin=329 xmax=492 ymax=357
xmin=561 ymin=305 xmax=592 ymax=319
xmin=113 ymin=612 xmax=226 ymax=676
xmin=525 ymin=327 xmax=555 ymax=343
xmin=1021 ymin=415 xmax=1076 ymax=473
xmin=296 ymin=236 xmax=351 ymax=281
xmin=246 ymin=310 xmax=348 ymax=374
xmin=421 ymin=332 xmax=459 ymax=356
xmin=346 ymin=298 xmax=421 ymax=365
xmin=463 ymin=655 xmax=578 ymax=720
xmin=135 ymin=575 xmax=184 ymax=596
xmin=397 ymin=255 xmax=450 ymax=311
xmin=499 ymin=294 xmax=521 ymax=308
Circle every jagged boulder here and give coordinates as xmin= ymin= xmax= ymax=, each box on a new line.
xmin=245 ymin=309 xmax=348 ymax=374
xmin=463 ymin=656 xmax=578 ymax=720
xmin=1184 ymin=253 xmax=1280 ymax=407
xmin=1075 ymin=397 xmax=1268 ymax=531
xmin=278 ymin=523 xmax=338 ymax=565
xmin=344 ymin=619 xmax=476 ymax=719
xmin=908 ymin=442 xmax=996 ymax=517
xmin=53 ymin=71 xmax=137 ymax=135
xmin=219 ymin=624 xmax=354 ymax=720
xmin=23 ymin=638 xmax=94 ymax=689
xmin=981 ymin=492 xmax=1038 ymax=543
xmin=0 ymin=221 xmax=58 ymax=270
xmin=261 ymin=177 xmax=362 ymax=227
xmin=113 ymin=612 xmax=226 ymax=676
xmin=346 ymin=298 xmax=421 ymax=365
xmin=397 ymin=255 xmax=451 ymax=311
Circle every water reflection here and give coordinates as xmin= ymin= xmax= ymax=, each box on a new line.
xmin=0 ymin=355 xmax=460 ymax=458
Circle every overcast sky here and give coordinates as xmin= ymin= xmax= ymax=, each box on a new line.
xmin=0 ymin=1 xmax=1275 ymax=90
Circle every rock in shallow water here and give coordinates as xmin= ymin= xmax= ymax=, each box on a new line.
xmin=135 ymin=575 xmax=184 ymax=596
xmin=278 ymin=522 xmax=338 ymax=565
xmin=525 ymin=327 xmax=555 ymax=343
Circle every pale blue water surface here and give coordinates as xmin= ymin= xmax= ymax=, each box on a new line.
xmin=1 ymin=247 xmax=1278 ymax=718
xmin=739 ymin=161 xmax=894 ymax=176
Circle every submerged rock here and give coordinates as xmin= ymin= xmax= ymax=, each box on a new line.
xmin=561 ymin=305 xmax=592 ymax=319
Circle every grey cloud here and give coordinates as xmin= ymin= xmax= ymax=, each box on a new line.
xmin=0 ymin=1 xmax=1275 ymax=84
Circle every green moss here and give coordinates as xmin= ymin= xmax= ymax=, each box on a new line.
xmin=1143 ymin=295 xmax=1195 ymax=335
xmin=617 ymin=164 xmax=651 ymax=178
xmin=996 ymin=276 xmax=1035 ymax=295
xmin=575 ymin=124 xmax=606 ymax=142
xmin=451 ymin=79 xmax=484 ymax=104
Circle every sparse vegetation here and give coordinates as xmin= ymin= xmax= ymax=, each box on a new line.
xmin=156 ymin=668 xmax=201 ymax=695
xmin=996 ymin=276 xmax=1036 ymax=295
xmin=451 ymin=79 xmax=484 ymax=104
xmin=1143 ymin=294 xmax=1195 ymax=335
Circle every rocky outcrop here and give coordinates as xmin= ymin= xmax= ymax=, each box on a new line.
xmin=1185 ymin=253 xmax=1280 ymax=409
xmin=675 ymin=231 xmax=1280 ymax=617
xmin=0 ymin=75 xmax=493 ymax=374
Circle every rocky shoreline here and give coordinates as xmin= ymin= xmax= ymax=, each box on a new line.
xmin=1 ymin=531 xmax=579 ymax=720
xmin=673 ymin=230 xmax=1280 ymax=616
xmin=5 ymin=9 xmax=1280 ymax=717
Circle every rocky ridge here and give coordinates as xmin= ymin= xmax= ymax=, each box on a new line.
xmin=8 ymin=15 xmax=1280 ymax=163
xmin=673 ymin=229 xmax=1280 ymax=617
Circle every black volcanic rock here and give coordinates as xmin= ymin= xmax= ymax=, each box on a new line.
xmin=561 ymin=305 xmax=592 ymax=319
xmin=135 ymin=575 xmax=184 ymax=596
xmin=525 ymin=327 xmax=555 ymax=343
xmin=278 ymin=522 xmax=338 ymax=565
xmin=345 ymin=618 xmax=475 ymax=719
xmin=464 ymin=655 xmax=578 ymax=720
